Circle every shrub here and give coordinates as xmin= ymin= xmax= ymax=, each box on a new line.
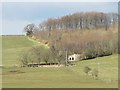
xmin=83 ymin=66 xmax=92 ymax=75
xmin=91 ymin=68 xmax=99 ymax=79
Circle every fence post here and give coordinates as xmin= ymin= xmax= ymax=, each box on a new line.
xmin=65 ymin=50 xmax=68 ymax=66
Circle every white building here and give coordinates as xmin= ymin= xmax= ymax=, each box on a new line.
xmin=68 ymin=54 xmax=81 ymax=62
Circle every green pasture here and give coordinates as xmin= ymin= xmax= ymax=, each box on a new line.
xmin=2 ymin=36 xmax=118 ymax=88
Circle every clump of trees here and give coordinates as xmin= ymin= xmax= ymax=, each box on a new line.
xmin=38 ymin=12 xmax=117 ymax=31
xmin=83 ymin=66 xmax=99 ymax=79
xmin=55 ymin=29 xmax=118 ymax=59
xmin=20 ymin=46 xmax=66 ymax=67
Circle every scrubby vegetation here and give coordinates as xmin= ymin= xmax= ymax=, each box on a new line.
xmin=83 ymin=66 xmax=91 ymax=75
xmin=83 ymin=66 xmax=99 ymax=79
xmin=23 ymin=12 xmax=118 ymax=63
xmin=20 ymin=46 xmax=66 ymax=66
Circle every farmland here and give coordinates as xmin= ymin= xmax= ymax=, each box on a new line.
xmin=2 ymin=36 xmax=118 ymax=88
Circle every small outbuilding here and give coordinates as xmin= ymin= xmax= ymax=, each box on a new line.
xmin=68 ymin=54 xmax=81 ymax=62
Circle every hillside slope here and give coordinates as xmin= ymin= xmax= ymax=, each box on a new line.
xmin=2 ymin=36 xmax=38 ymax=66
xmin=2 ymin=35 xmax=118 ymax=88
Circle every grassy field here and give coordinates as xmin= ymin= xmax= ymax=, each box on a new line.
xmin=2 ymin=36 xmax=118 ymax=88
xmin=2 ymin=35 xmax=39 ymax=66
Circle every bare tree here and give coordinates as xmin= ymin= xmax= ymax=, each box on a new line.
xmin=24 ymin=24 xmax=35 ymax=37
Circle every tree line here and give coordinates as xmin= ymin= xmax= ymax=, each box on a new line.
xmin=39 ymin=12 xmax=118 ymax=31
xmin=24 ymin=12 xmax=118 ymax=37
xmin=20 ymin=46 xmax=66 ymax=67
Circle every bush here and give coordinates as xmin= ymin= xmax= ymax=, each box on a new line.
xmin=83 ymin=66 xmax=91 ymax=75
xmin=83 ymin=67 xmax=99 ymax=80
xmin=19 ymin=51 xmax=29 ymax=67
xmin=91 ymin=68 xmax=99 ymax=79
